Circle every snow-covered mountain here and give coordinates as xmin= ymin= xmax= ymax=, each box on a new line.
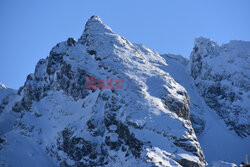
xmin=0 ymin=16 xmax=249 ymax=166
xmin=161 ymin=50 xmax=250 ymax=164
xmin=0 ymin=16 xmax=205 ymax=167
xmin=189 ymin=37 xmax=250 ymax=137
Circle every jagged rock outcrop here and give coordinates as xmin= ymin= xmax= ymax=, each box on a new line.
xmin=0 ymin=16 xmax=206 ymax=167
xmin=189 ymin=37 xmax=250 ymax=137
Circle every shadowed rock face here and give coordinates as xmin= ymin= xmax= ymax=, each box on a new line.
xmin=161 ymin=90 xmax=190 ymax=120
xmin=0 ymin=16 xmax=206 ymax=167
xmin=190 ymin=114 xmax=205 ymax=136
xmin=189 ymin=37 xmax=250 ymax=137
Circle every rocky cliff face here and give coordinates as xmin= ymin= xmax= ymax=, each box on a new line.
xmin=189 ymin=37 xmax=250 ymax=137
xmin=0 ymin=16 xmax=206 ymax=167
xmin=160 ymin=54 xmax=206 ymax=136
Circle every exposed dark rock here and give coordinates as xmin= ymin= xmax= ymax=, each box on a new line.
xmin=67 ymin=38 xmax=76 ymax=46
xmin=161 ymin=92 xmax=190 ymax=120
xmin=87 ymin=50 xmax=96 ymax=55
xmin=176 ymin=158 xmax=203 ymax=167
xmin=190 ymin=114 xmax=206 ymax=136
xmin=57 ymin=127 xmax=106 ymax=166
xmin=0 ymin=137 xmax=6 ymax=150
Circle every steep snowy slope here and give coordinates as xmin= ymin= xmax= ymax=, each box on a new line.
xmin=159 ymin=54 xmax=205 ymax=136
xmin=161 ymin=51 xmax=250 ymax=164
xmin=0 ymin=16 xmax=206 ymax=167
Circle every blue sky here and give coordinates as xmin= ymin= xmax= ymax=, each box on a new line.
xmin=1 ymin=0 xmax=250 ymax=89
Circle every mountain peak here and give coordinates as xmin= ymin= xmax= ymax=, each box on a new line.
xmin=79 ymin=15 xmax=113 ymax=44
xmin=194 ymin=37 xmax=218 ymax=47
xmin=0 ymin=82 xmax=7 ymax=89
xmin=89 ymin=15 xmax=102 ymax=22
